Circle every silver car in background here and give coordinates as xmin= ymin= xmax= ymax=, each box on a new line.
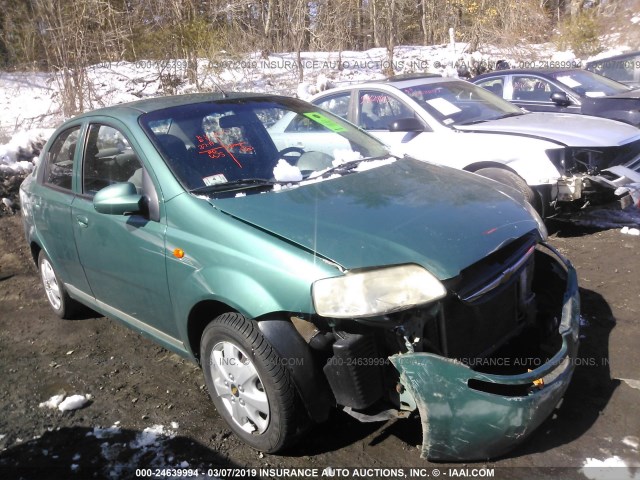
xmin=272 ymin=76 xmax=640 ymax=217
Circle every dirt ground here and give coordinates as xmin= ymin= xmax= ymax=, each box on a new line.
xmin=0 ymin=207 xmax=639 ymax=480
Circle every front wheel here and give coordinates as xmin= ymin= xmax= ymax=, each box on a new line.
xmin=201 ymin=313 xmax=299 ymax=453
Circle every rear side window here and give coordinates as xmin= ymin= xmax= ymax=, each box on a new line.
xmin=315 ymin=93 xmax=351 ymax=120
xmin=44 ymin=127 xmax=80 ymax=190
xmin=476 ymin=78 xmax=504 ymax=98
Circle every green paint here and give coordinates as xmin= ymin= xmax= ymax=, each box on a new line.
xmin=303 ymin=112 xmax=347 ymax=132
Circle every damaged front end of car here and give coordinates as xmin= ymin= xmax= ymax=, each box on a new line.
xmin=546 ymin=139 xmax=640 ymax=213
xmin=391 ymin=243 xmax=579 ymax=460
xmin=306 ymin=238 xmax=579 ymax=461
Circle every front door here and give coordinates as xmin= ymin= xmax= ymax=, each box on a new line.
xmin=70 ymin=122 xmax=178 ymax=338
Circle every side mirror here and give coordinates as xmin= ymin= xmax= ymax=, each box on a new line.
xmin=550 ymin=92 xmax=572 ymax=107
xmin=94 ymin=182 xmax=143 ymax=215
xmin=389 ymin=117 xmax=424 ymax=132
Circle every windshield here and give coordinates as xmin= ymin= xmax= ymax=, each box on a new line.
xmin=549 ymin=70 xmax=631 ymax=97
xmin=399 ymin=80 xmax=523 ymax=126
xmin=139 ymin=97 xmax=389 ymax=195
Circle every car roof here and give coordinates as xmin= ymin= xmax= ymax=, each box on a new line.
xmin=71 ymin=92 xmax=286 ymax=120
xmin=586 ymin=50 xmax=640 ymax=66
xmin=318 ymin=75 xmax=460 ymax=94
xmin=472 ymin=68 xmax=581 ymax=81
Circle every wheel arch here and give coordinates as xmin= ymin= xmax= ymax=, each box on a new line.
xmin=187 ymin=299 xmax=238 ymax=362
xmin=464 ymin=161 xmax=521 ymax=176
xmin=187 ymin=302 xmax=333 ymax=423
xmin=29 ymin=240 xmax=42 ymax=266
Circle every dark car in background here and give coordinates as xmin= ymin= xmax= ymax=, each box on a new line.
xmin=586 ymin=51 xmax=640 ymax=88
xmin=472 ymin=68 xmax=640 ymax=126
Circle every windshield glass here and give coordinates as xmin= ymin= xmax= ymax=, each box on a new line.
xmin=139 ymin=97 xmax=389 ymax=195
xmin=399 ymin=80 xmax=523 ymax=126
xmin=549 ymin=70 xmax=631 ymax=97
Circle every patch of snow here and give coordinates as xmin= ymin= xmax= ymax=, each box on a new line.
xmin=354 ymin=157 xmax=396 ymax=172
xmin=581 ymin=456 xmax=640 ymax=479
xmin=622 ymin=436 xmax=639 ymax=450
xmin=272 ymin=159 xmax=303 ymax=182
xmin=0 ymin=128 xmax=53 ymax=173
xmin=621 ymin=226 xmax=640 ymax=236
xmin=38 ymin=394 xmax=65 ymax=410
xmin=332 ymin=149 xmax=362 ymax=165
xmin=58 ymin=394 xmax=90 ymax=412
xmin=95 ymin=422 xmax=193 ymax=478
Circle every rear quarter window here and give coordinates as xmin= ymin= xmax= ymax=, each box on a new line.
xmin=43 ymin=127 xmax=81 ymax=191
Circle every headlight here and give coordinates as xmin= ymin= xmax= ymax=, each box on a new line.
xmin=524 ymin=200 xmax=548 ymax=241
xmin=312 ymin=264 xmax=447 ymax=318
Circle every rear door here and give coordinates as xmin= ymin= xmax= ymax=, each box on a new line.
xmin=33 ymin=124 xmax=92 ymax=294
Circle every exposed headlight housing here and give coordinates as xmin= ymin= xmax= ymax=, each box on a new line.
xmin=312 ymin=264 xmax=447 ymax=318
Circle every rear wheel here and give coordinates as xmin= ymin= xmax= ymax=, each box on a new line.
xmin=201 ymin=312 xmax=299 ymax=453
xmin=38 ymin=251 xmax=79 ymax=319
xmin=475 ymin=167 xmax=540 ymax=212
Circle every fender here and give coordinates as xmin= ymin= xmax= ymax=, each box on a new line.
xmin=258 ymin=318 xmax=333 ymax=423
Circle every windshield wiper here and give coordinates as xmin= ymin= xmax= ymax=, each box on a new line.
xmin=190 ymin=178 xmax=278 ymax=194
xmin=310 ymin=156 xmax=388 ymax=179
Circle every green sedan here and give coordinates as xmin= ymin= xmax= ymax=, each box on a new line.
xmin=20 ymin=92 xmax=580 ymax=460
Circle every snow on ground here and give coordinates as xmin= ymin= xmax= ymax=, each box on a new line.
xmin=39 ymin=393 xmax=91 ymax=412
xmin=85 ymin=421 xmax=216 ymax=479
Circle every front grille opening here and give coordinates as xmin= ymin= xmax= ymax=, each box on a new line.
xmin=468 ymin=379 xmax=533 ymax=397
xmin=465 ymin=325 xmax=559 ymax=376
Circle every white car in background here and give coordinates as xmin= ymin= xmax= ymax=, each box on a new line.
xmin=272 ymin=75 xmax=640 ymax=217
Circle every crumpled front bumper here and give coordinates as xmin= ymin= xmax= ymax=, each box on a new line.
xmin=390 ymin=248 xmax=580 ymax=461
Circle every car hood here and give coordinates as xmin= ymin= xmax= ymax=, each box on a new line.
xmin=455 ymin=112 xmax=640 ymax=146
xmin=211 ymin=159 xmax=539 ymax=280
xmin=603 ymin=89 xmax=640 ymax=99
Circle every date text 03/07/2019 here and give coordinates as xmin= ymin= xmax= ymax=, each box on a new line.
xmin=135 ymin=467 xmax=497 ymax=478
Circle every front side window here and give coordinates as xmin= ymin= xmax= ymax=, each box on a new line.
xmin=357 ymin=90 xmax=414 ymax=130
xmin=43 ymin=127 xmax=80 ymax=190
xmin=83 ymin=124 xmax=143 ymax=196
xmin=512 ymin=76 xmax=560 ymax=102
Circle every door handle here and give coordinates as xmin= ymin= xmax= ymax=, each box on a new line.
xmin=75 ymin=215 xmax=89 ymax=228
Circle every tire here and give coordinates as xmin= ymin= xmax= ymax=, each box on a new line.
xmin=474 ymin=167 xmax=540 ymax=211
xmin=38 ymin=251 xmax=79 ymax=319
xmin=201 ymin=312 xmax=299 ymax=453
